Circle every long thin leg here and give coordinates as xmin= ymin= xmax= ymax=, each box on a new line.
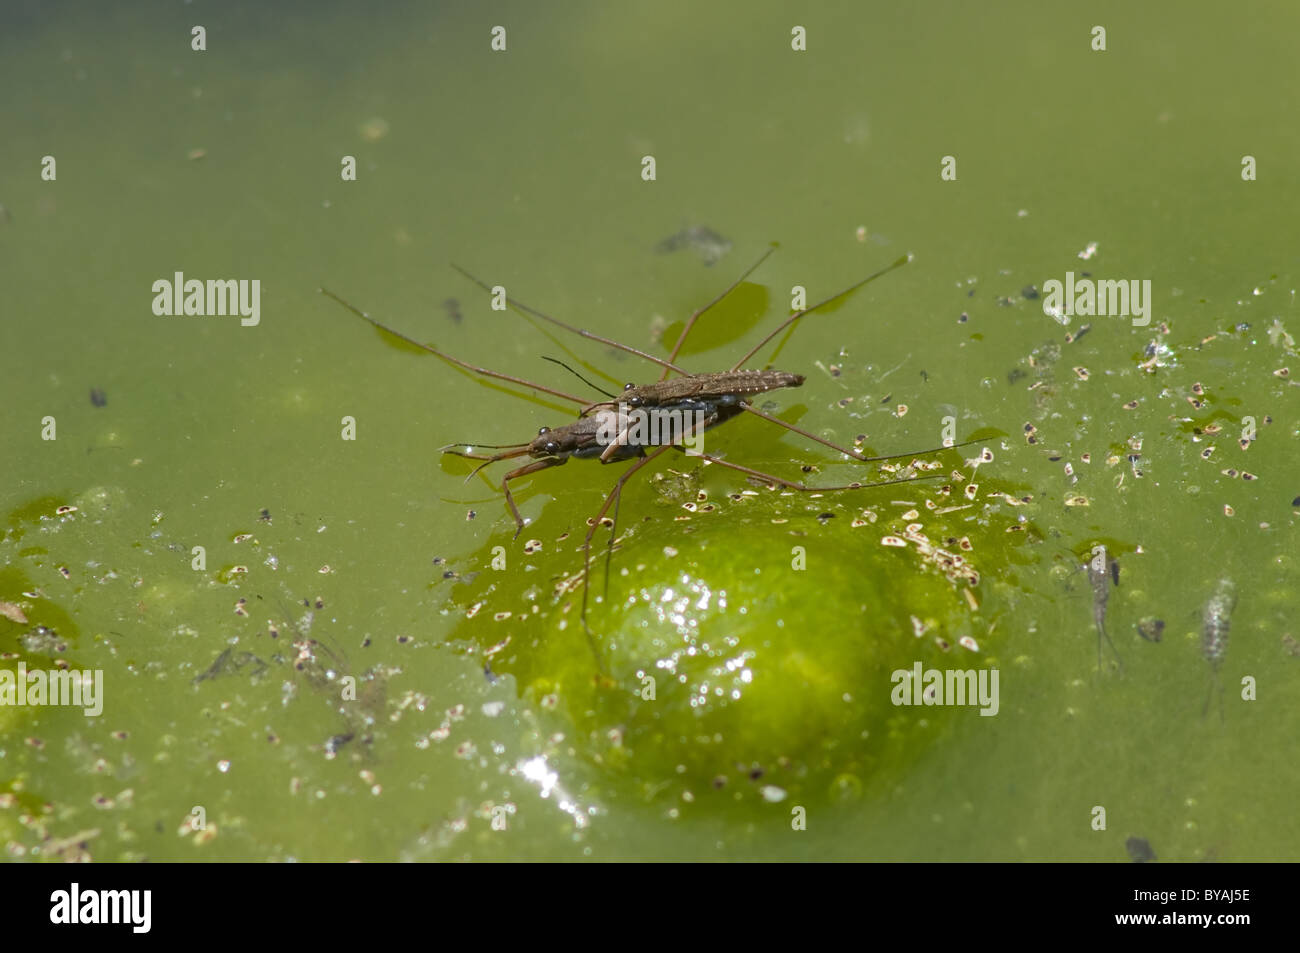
xmin=579 ymin=447 xmax=674 ymax=635
xmin=453 ymin=256 xmax=911 ymax=385
xmin=729 ymin=255 xmax=911 ymax=370
xmin=738 ymin=403 xmax=992 ymax=464
xmin=500 ymin=457 xmax=567 ymax=538
xmin=1097 ymin=619 xmax=1123 ymax=674
xmin=320 ymin=288 xmax=591 ymax=408
xmin=450 ymin=265 xmax=687 ymax=377
xmin=661 ymin=245 xmax=778 ymax=378
xmin=1202 ymin=668 xmax=1224 ymax=723
xmin=669 ymin=445 xmax=942 ymax=493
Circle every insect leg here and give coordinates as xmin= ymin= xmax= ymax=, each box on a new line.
xmin=660 ymin=244 xmax=778 ymax=378
xmin=451 ymin=265 xmax=688 ymax=378
xmin=579 ymin=446 xmax=675 ymax=635
xmin=728 ymin=255 xmax=911 ymax=370
xmin=441 ymin=448 xmax=500 ymax=462
xmin=1097 ymin=618 xmax=1124 ymax=674
xmin=500 ymin=457 xmax=567 ymax=539
xmin=320 ymin=288 xmax=590 ymax=408
xmin=668 ymin=446 xmax=941 ymax=493
xmin=738 ymin=403 xmax=993 ymax=463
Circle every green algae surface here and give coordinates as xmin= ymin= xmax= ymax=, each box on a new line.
xmin=3 ymin=0 xmax=1299 ymax=860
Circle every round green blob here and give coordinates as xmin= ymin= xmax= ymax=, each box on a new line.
xmin=451 ymin=486 xmax=1009 ymax=810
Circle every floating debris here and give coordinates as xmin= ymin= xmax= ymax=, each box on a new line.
xmin=1137 ymin=339 xmax=1176 ymax=373
xmin=1136 ymin=617 xmax=1165 ymax=643
xmin=1125 ymin=836 xmax=1157 ymax=863
xmin=358 ymin=116 xmax=390 ymax=141
xmin=1267 ymin=318 xmax=1295 ymax=349
xmin=0 ymin=601 xmax=28 ymax=624
xmin=441 ymin=297 xmax=463 ymax=324
xmin=89 ymin=387 xmax=107 ymax=407
xmin=654 ymin=225 xmax=732 ymax=266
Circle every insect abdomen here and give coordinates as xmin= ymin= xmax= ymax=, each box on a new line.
xmin=1201 ymin=577 xmax=1236 ymax=666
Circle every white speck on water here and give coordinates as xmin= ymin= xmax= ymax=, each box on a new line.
xmin=520 ymin=756 xmax=558 ymax=798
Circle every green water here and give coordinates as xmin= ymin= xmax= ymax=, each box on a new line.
xmin=2 ymin=0 xmax=1298 ymax=861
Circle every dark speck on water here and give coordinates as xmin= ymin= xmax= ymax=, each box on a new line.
xmin=1126 ymin=836 xmax=1157 ymax=863
xmin=1136 ymin=617 xmax=1165 ymax=643
xmin=441 ymin=297 xmax=462 ymax=324
xmin=654 ymin=225 xmax=732 ymax=266
xmin=90 ymin=387 xmax=107 ymax=407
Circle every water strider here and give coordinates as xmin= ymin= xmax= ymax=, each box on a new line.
xmin=322 ymin=248 xmax=991 ymax=639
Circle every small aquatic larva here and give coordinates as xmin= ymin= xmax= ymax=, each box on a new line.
xmin=1201 ymin=577 xmax=1236 ymax=668
xmin=1201 ymin=577 xmax=1236 ymax=720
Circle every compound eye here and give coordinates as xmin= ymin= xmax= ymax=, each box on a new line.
xmin=623 ymin=383 xmax=635 ymax=391
xmin=543 ymin=441 xmax=560 ymax=455
xmin=627 ymin=395 xmax=643 ymax=408
xmin=537 ymin=426 xmax=550 ymax=436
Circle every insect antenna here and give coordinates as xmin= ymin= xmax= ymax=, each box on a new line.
xmin=440 ymin=441 xmax=525 ymax=451
xmin=464 ymin=447 xmax=532 ymax=483
xmin=540 ymin=356 xmax=619 ymax=399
